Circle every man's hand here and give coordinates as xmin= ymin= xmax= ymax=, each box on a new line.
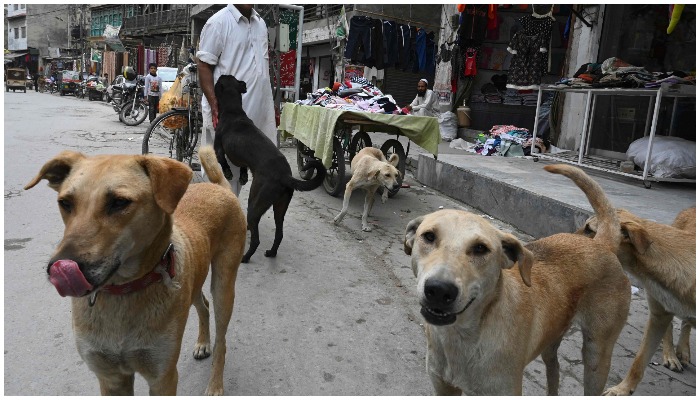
xmin=406 ymin=105 xmax=413 ymax=111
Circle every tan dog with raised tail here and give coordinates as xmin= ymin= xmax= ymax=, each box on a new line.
xmin=579 ymin=206 xmax=695 ymax=395
xmin=334 ymin=147 xmax=400 ymax=232
xmin=403 ymin=164 xmax=630 ymax=395
xmin=24 ymin=146 xmax=246 ymax=395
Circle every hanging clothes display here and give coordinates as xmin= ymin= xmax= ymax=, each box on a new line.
xmin=397 ymin=24 xmax=411 ymax=70
xmin=344 ymin=16 xmax=374 ymax=66
xmin=458 ymin=5 xmax=489 ymax=49
xmin=382 ymin=20 xmax=398 ymax=67
xmin=506 ymin=10 xmax=554 ymax=90
xmin=434 ymin=41 xmax=455 ymax=106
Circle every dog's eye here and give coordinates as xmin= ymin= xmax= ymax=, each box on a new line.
xmin=422 ymin=231 xmax=436 ymax=243
xmin=472 ymin=244 xmax=489 ymax=255
xmin=57 ymin=198 xmax=73 ymax=213
xmin=107 ymin=197 xmax=132 ymax=214
xmin=385 ymin=173 xmax=391 ymax=177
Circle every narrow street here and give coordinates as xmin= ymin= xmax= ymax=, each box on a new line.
xmin=4 ymin=90 xmax=695 ymax=396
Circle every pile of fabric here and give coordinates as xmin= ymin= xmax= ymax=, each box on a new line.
xmin=295 ymin=76 xmax=402 ymax=114
xmin=555 ymin=57 xmax=696 ymax=89
xmin=464 ymin=124 xmax=548 ymax=156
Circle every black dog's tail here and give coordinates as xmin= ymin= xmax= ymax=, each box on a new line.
xmin=285 ymin=158 xmax=326 ymax=192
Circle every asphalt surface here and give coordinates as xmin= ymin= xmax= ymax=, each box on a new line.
xmin=4 ymin=90 xmax=695 ymax=396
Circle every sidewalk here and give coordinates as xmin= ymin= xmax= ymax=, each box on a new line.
xmin=370 ymin=132 xmax=695 ymax=239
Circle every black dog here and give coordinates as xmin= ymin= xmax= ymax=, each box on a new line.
xmin=214 ymin=75 xmax=325 ymax=263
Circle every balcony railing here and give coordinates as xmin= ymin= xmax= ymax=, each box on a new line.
xmin=122 ymin=8 xmax=189 ymax=33
xmin=303 ymin=5 xmax=353 ymax=23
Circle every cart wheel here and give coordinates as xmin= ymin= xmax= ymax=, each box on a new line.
xmin=323 ymin=136 xmax=346 ymax=197
xmin=380 ymin=139 xmax=406 ymax=198
xmin=348 ymin=131 xmax=372 ymax=162
xmin=296 ymin=140 xmax=315 ymax=180
xmin=533 ymin=156 xmax=539 ymax=162
xmin=643 ymin=180 xmax=652 ymax=189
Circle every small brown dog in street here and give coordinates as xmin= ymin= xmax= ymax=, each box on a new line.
xmin=24 ymin=145 xmax=246 ymax=395
xmin=403 ymin=164 xmax=630 ymax=395
xmin=334 ymin=146 xmax=400 ymax=232
xmin=579 ymin=206 xmax=696 ymax=395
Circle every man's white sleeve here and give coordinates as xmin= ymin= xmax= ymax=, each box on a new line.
xmin=410 ymin=95 xmax=420 ymax=109
xmin=196 ymin=19 xmax=223 ymax=66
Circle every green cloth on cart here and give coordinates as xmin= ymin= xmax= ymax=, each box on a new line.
xmin=278 ymin=103 xmax=440 ymax=168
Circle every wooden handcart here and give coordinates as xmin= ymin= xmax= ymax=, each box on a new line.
xmin=279 ymin=103 xmax=440 ymax=197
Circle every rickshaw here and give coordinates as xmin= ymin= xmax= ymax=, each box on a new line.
xmin=59 ymin=70 xmax=81 ymax=96
xmin=5 ymin=68 xmax=27 ymax=93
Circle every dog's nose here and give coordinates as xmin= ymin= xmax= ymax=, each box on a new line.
xmin=424 ymin=279 xmax=458 ymax=306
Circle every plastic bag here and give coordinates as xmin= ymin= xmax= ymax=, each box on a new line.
xmin=159 ymin=75 xmax=189 ymax=114
xmin=438 ymin=111 xmax=458 ymax=141
xmin=626 ymin=136 xmax=695 ymax=178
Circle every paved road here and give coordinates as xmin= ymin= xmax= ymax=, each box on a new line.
xmin=4 ymin=90 xmax=695 ymax=395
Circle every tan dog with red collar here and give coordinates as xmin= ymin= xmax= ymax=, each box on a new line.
xmin=24 ymin=146 xmax=246 ymax=395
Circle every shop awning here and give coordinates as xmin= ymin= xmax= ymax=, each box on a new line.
xmin=4 ymin=52 xmax=27 ymax=59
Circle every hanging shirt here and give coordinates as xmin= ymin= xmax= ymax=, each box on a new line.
xmin=409 ymin=89 xmax=440 ymax=117
xmin=196 ymin=5 xmax=277 ymax=144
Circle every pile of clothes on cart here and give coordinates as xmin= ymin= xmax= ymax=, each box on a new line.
xmin=555 ymin=57 xmax=696 ymax=89
xmin=295 ymin=76 xmax=404 ymax=114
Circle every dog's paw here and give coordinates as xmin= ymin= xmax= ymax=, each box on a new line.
xmin=333 ymin=215 xmax=342 ymax=225
xmin=193 ymin=343 xmax=212 ymax=360
xmin=663 ymin=354 xmax=684 ymax=372
xmin=239 ymin=170 xmax=249 ymax=186
xmin=264 ymin=249 xmax=277 ymax=258
xmin=241 ymin=256 xmax=250 ymax=263
xmin=362 ymin=225 xmax=373 ymax=232
xmin=603 ymin=384 xmax=634 ymax=396
xmin=223 ymin=168 xmax=233 ymax=181
xmin=204 ymin=383 xmax=224 ymax=396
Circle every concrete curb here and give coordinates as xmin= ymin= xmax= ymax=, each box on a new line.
xmin=407 ymin=153 xmax=593 ymax=238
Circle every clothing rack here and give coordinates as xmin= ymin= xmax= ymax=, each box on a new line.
xmin=353 ymin=9 xmax=443 ymax=30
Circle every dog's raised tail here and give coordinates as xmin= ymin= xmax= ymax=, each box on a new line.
xmin=199 ymin=146 xmax=232 ymax=191
xmin=287 ymin=158 xmax=326 ymax=192
xmin=544 ymin=164 xmax=620 ymax=253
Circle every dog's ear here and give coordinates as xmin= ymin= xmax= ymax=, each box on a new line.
xmin=24 ymin=151 xmax=86 ymax=191
xmin=621 ymin=221 xmax=651 ymax=255
xmin=388 ymin=153 xmax=400 ymax=167
xmin=404 ymin=216 xmax=425 ymax=255
xmin=500 ymin=233 xmax=534 ymax=287
xmin=237 ymin=80 xmax=247 ymax=94
xmin=370 ymin=169 xmax=381 ymax=179
xmin=139 ymin=156 xmax=193 ymax=214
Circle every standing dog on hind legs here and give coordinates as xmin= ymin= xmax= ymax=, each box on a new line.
xmin=334 ymin=146 xmax=401 ymax=232
xmin=213 ymin=74 xmax=326 ymax=263
xmin=23 ymin=145 xmax=246 ymax=395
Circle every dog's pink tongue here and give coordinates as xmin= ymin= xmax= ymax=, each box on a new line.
xmin=48 ymin=260 xmax=93 ymax=297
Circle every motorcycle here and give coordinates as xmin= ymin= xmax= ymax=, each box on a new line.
xmin=76 ymin=79 xmax=87 ymax=99
xmin=119 ymin=76 xmax=148 ymax=126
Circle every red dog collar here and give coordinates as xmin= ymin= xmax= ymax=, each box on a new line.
xmin=100 ymin=243 xmax=176 ymax=296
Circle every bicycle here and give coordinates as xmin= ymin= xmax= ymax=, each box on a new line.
xmin=142 ymin=63 xmax=202 ymax=170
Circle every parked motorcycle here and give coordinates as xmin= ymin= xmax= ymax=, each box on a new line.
xmin=118 ymin=76 xmax=148 ymax=126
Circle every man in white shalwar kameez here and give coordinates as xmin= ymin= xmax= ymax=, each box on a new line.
xmin=407 ymin=78 xmax=440 ymax=117
xmin=197 ymin=4 xmax=277 ymax=196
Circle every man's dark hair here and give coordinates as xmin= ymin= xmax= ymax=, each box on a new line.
xmin=149 ymin=63 xmax=157 ymax=69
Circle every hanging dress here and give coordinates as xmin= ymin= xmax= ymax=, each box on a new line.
xmin=506 ymin=13 xmax=554 ymax=90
